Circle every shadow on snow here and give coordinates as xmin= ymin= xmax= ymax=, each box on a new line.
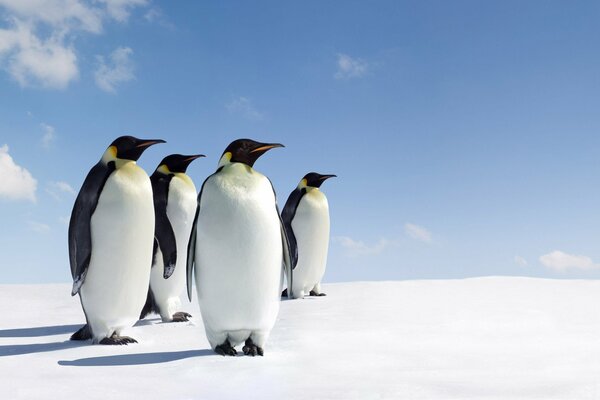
xmin=0 ymin=340 xmax=85 ymax=357
xmin=58 ymin=349 xmax=213 ymax=366
xmin=0 ymin=324 xmax=82 ymax=338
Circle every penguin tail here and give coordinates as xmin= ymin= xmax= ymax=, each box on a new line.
xmin=70 ymin=324 xmax=92 ymax=341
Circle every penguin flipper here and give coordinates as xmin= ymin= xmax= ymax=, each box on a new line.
xmin=281 ymin=188 xmax=303 ymax=270
xmin=186 ymin=204 xmax=200 ymax=301
xmin=68 ymin=162 xmax=115 ymax=296
xmin=151 ymin=173 xmax=177 ymax=279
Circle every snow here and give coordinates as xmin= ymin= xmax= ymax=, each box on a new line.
xmin=2 ymin=277 xmax=600 ymax=399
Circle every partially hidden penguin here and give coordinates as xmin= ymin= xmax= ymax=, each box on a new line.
xmin=281 ymin=172 xmax=336 ymax=299
xmin=186 ymin=139 xmax=293 ymax=356
xmin=69 ymin=135 xmax=165 ymax=344
xmin=140 ymin=154 xmax=204 ymax=323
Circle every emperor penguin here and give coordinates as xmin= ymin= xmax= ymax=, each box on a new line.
xmin=69 ymin=135 xmax=165 ymax=344
xmin=281 ymin=173 xmax=336 ymax=299
xmin=140 ymin=153 xmax=205 ymax=323
xmin=186 ymin=139 xmax=293 ymax=356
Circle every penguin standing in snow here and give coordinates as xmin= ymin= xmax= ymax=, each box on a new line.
xmin=140 ymin=153 xmax=204 ymax=323
xmin=281 ymin=173 xmax=336 ymax=299
xmin=69 ymin=135 xmax=165 ymax=344
xmin=187 ymin=139 xmax=293 ymax=356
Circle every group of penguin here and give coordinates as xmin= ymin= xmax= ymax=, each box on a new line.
xmin=67 ymin=136 xmax=335 ymax=356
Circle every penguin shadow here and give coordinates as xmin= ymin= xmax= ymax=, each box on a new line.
xmin=0 ymin=324 xmax=87 ymax=357
xmin=58 ymin=349 xmax=213 ymax=367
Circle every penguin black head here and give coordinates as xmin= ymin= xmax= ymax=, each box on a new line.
xmin=300 ymin=172 xmax=337 ymax=189
xmin=218 ymin=138 xmax=284 ymax=168
xmin=157 ymin=154 xmax=205 ymax=175
xmin=104 ymin=136 xmax=166 ymax=164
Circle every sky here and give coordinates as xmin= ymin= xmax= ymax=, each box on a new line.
xmin=1 ymin=0 xmax=600 ymax=284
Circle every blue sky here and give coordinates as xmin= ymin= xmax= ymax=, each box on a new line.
xmin=1 ymin=0 xmax=600 ymax=284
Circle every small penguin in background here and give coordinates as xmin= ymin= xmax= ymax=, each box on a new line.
xmin=281 ymin=172 xmax=336 ymax=299
xmin=69 ymin=135 xmax=165 ymax=345
xmin=187 ymin=139 xmax=293 ymax=356
xmin=140 ymin=153 xmax=205 ymax=323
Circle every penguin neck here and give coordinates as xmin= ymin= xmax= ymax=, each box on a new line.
xmin=101 ymin=147 xmax=136 ymax=169
xmin=218 ymin=160 xmax=255 ymax=175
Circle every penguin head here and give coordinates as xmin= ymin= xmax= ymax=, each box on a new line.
xmin=103 ymin=136 xmax=166 ymax=166
xmin=156 ymin=154 xmax=205 ymax=175
xmin=299 ymin=172 xmax=337 ymax=189
xmin=218 ymin=138 xmax=284 ymax=168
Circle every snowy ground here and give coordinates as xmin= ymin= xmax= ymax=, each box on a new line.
xmin=2 ymin=278 xmax=600 ymax=399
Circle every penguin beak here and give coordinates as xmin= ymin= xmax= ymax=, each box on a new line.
xmin=319 ymin=174 xmax=337 ymax=181
xmin=249 ymin=143 xmax=284 ymax=154
xmin=184 ymin=154 xmax=206 ymax=161
xmin=136 ymin=139 xmax=166 ymax=148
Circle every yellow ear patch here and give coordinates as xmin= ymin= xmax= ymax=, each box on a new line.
xmin=158 ymin=164 xmax=171 ymax=175
xmin=218 ymin=151 xmax=233 ymax=167
xmin=101 ymin=145 xmax=118 ymax=164
xmin=298 ymin=178 xmax=308 ymax=189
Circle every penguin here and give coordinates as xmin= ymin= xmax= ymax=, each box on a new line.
xmin=186 ymin=139 xmax=293 ymax=356
xmin=140 ymin=153 xmax=205 ymax=323
xmin=281 ymin=173 xmax=336 ymax=299
xmin=69 ymin=135 xmax=165 ymax=344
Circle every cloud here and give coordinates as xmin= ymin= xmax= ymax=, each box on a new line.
xmin=539 ymin=250 xmax=600 ymax=272
xmin=28 ymin=220 xmax=50 ymax=233
xmin=333 ymin=236 xmax=396 ymax=257
xmin=40 ymin=123 xmax=55 ymax=148
xmin=404 ymin=223 xmax=432 ymax=243
xmin=514 ymin=255 xmax=528 ymax=267
xmin=0 ymin=144 xmax=37 ymax=202
xmin=0 ymin=0 xmax=148 ymax=89
xmin=46 ymin=180 xmax=76 ymax=200
xmin=226 ymin=96 xmax=264 ymax=121
xmin=94 ymin=46 xmax=134 ymax=93
xmin=334 ymin=53 xmax=368 ymax=80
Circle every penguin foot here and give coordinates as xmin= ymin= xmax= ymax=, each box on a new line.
xmin=171 ymin=312 xmax=192 ymax=322
xmin=309 ymin=290 xmax=326 ymax=297
xmin=215 ymin=340 xmax=237 ymax=356
xmin=70 ymin=324 xmax=92 ymax=341
xmin=99 ymin=334 xmax=138 ymax=345
xmin=242 ymin=338 xmax=264 ymax=357
xmin=281 ymin=288 xmax=288 ymax=298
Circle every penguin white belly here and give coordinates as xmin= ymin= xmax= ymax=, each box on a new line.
xmin=150 ymin=174 xmax=197 ymax=320
xmin=80 ymin=163 xmax=154 ymax=342
xmin=195 ymin=168 xmax=283 ymax=349
xmin=291 ymin=190 xmax=330 ymax=298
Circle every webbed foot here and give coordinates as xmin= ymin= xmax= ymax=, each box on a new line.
xmin=309 ymin=290 xmax=326 ymax=297
xmin=171 ymin=312 xmax=192 ymax=322
xmin=215 ymin=339 xmax=237 ymax=356
xmin=99 ymin=333 xmax=137 ymax=345
xmin=70 ymin=324 xmax=92 ymax=341
xmin=242 ymin=338 xmax=264 ymax=356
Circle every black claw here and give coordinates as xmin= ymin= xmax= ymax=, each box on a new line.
xmin=243 ymin=338 xmax=264 ymax=357
xmin=172 ymin=312 xmax=192 ymax=322
xmin=215 ymin=340 xmax=237 ymax=356
xmin=99 ymin=334 xmax=138 ymax=345
xmin=309 ymin=290 xmax=326 ymax=297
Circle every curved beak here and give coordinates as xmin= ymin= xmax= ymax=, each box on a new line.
xmin=319 ymin=174 xmax=337 ymax=181
xmin=249 ymin=143 xmax=284 ymax=153
xmin=183 ymin=154 xmax=206 ymax=161
xmin=136 ymin=139 xmax=166 ymax=148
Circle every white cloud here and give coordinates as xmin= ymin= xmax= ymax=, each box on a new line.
xmin=539 ymin=250 xmax=600 ymax=272
xmin=0 ymin=144 xmax=37 ymax=202
xmin=226 ymin=96 xmax=264 ymax=121
xmin=333 ymin=236 xmax=395 ymax=257
xmin=334 ymin=53 xmax=368 ymax=80
xmin=28 ymin=220 xmax=50 ymax=233
xmin=0 ymin=0 xmax=148 ymax=89
xmin=514 ymin=255 xmax=528 ymax=267
xmin=46 ymin=180 xmax=76 ymax=200
xmin=94 ymin=46 xmax=134 ymax=93
xmin=40 ymin=123 xmax=56 ymax=148
xmin=404 ymin=223 xmax=432 ymax=243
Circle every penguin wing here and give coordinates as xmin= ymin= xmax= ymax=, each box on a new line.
xmin=281 ymin=188 xmax=304 ymax=269
xmin=68 ymin=161 xmax=115 ymax=296
xmin=186 ymin=172 xmax=215 ymax=301
xmin=151 ymin=173 xmax=177 ymax=279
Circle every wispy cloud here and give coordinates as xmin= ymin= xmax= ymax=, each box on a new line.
xmin=0 ymin=144 xmax=37 ymax=202
xmin=40 ymin=123 xmax=55 ymax=148
xmin=539 ymin=250 xmax=600 ymax=272
xmin=404 ymin=223 xmax=432 ymax=243
xmin=226 ymin=96 xmax=264 ymax=121
xmin=46 ymin=180 xmax=76 ymax=201
xmin=333 ymin=236 xmax=396 ymax=257
xmin=28 ymin=220 xmax=50 ymax=234
xmin=0 ymin=0 xmax=148 ymax=89
xmin=514 ymin=255 xmax=528 ymax=267
xmin=334 ymin=53 xmax=368 ymax=80
xmin=94 ymin=46 xmax=135 ymax=93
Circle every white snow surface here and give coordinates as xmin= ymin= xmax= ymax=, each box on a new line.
xmin=2 ymin=277 xmax=600 ymax=399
